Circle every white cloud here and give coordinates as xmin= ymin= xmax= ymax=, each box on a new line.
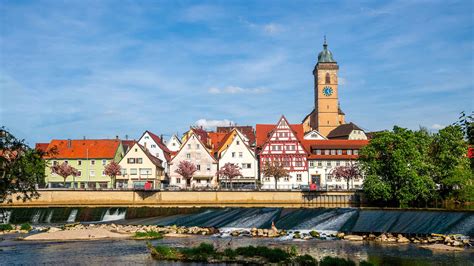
xmin=263 ymin=23 xmax=281 ymax=35
xmin=431 ymin=124 xmax=445 ymax=130
xmin=195 ymin=119 xmax=235 ymax=129
xmin=208 ymin=86 xmax=268 ymax=94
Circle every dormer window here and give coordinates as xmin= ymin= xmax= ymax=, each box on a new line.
xmin=145 ymin=136 xmax=149 ymax=139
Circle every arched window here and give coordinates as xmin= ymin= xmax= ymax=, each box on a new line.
xmin=325 ymin=73 xmax=330 ymax=84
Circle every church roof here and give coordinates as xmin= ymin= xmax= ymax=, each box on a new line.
xmin=327 ymin=123 xmax=363 ymax=139
xmin=317 ymin=38 xmax=336 ymax=63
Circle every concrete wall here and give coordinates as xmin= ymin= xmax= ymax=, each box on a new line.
xmin=2 ymin=190 xmax=365 ymax=208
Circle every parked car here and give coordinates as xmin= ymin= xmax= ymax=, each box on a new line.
xmin=240 ymin=184 xmax=257 ymax=190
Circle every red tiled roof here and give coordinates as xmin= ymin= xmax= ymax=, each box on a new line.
xmin=44 ymin=139 xmax=121 ymax=159
xmin=208 ymin=132 xmax=228 ymax=150
xmin=191 ymin=127 xmax=209 ymax=144
xmin=217 ymin=126 xmax=256 ymax=145
xmin=121 ymin=140 xmax=136 ymax=153
xmin=256 ymin=124 xmax=305 ymax=147
xmin=35 ymin=143 xmax=49 ymax=153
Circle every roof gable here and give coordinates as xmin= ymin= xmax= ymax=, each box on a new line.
xmin=304 ymin=130 xmax=327 ymax=140
xmin=259 ymin=116 xmax=308 ymax=155
xmin=327 ymin=123 xmax=364 ymax=139
xmin=170 ymin=132 xmax=217 ymax=163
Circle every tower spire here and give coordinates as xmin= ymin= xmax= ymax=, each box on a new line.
xmin=323 ymin=35 xmax=327 ymax=49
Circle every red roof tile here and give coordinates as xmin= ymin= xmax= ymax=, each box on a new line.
xmin=35 ymin=143 xmax=49 ymax=153
xmin=217 ymin=126 xmax=256 ymax=145
xmin=44 ymin=139 xmax=121 ymax=159
xmin=208 ymin=132 xmax=228 ymax=149
xmin=256 ymin=124 xmax=305 ymax=147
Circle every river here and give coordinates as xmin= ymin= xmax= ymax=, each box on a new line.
xmin=1 ymin=234 xmax=473 ymax=265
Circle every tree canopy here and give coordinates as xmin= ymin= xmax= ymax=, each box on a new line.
xmin=0 ymin=127 xmax=47 ymax=203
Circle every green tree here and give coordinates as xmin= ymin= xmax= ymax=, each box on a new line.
xmin=359 ymin=126 xmax=435 ymax=207
xmin=0 ymin=127 xmax=46 ymax=203
xmin=430 ymin=125 xmax=473 ymax=202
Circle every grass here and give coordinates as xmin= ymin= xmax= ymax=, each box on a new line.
xmin=133 ymin=231 xmax=163 ymax=240
xmin=147 ymin=242 xmax=375 ymax=265
xmin=0 ymin=224 xmax=13 ymax=231
xmin=20 ymin=223 xmax=32 ymax=231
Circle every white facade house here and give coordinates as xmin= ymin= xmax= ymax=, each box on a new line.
xmin=169 ymin=132 xmax=218 ymax=188
xmin=218 ymin=129 xmax=258 ymax=188
xmin=304 ymin=130 xmax=327 ymax=140
xmin=117 ymin=143 xmax=164 ymax=189
xmin=257 ymin=116 xmax=309 ymax=190
xmin=304 ymin=139 xmax=368 ymax=190
xmin=138 ymin=131 xmax=171 ymax=175
xmin=166 ymin=134 xmax=182 ymax=152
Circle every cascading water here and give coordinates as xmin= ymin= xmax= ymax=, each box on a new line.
xmin=0 ymin=211 xmax=11 ymax=224
xmin=45 ymin=210 xmax=54 ymax=223
xmin=67 ymin=209 xmax=78 ymax=223
xmin=31 ymin=210 xmax=42 ymax=224
xmin=101 ymin=208 xmax=127 ymax=222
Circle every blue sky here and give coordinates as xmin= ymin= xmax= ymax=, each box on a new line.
xmin=1 ymin=0 xmax=473 ymax=145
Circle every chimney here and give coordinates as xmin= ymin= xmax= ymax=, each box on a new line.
xmin=83 ymin=136 xmax=86 ymax=140
xmin=160 ymin=134 xmax=164 ymax=142
xmin=67 ymin=139 xmax=72 ymax=148
xmin=116 ymin=135 xmax=119 ymax=140
xmin=125 ymin=134 xmax=129 ymax=140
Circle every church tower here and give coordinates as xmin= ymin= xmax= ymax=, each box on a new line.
xmin=303 ymin=38 xmax=345 ymax=136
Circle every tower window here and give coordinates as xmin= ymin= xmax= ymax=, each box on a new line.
xmin=325 ymin=73 xmax=330 ymax=84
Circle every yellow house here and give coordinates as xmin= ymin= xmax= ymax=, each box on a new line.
xmin=117 ymin=143 xmax=164 ymax=189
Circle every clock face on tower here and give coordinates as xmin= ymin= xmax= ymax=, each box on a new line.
xmin=322 ymin=86 xmax=333 ymax=96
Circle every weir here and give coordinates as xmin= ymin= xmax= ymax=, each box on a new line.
xmin=3 ymin=207 xmax=472 ymax=236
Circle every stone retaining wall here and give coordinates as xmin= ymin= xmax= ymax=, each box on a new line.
xmin=2 ymin=190 xmax=365 ymax=208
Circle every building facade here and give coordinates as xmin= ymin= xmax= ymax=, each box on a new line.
xmin=166 ymin=134 xmax=182 ymax=153
xmin=217 ymin=129 xmax=258 ymax=188
xmin=137 ymin=131 xmax=171 ymax=174
xmin=169 ymin=132 xmax=218 ymax=188
xmin=43 ymin=139 xmax=124 ymax=189
xmin=117 ymin=142 xmax=164 ymax=189
xmin=257 ymin=116 xmax=309 ymax=190
xmin=303 ymin=139 xmax=369 ymax=189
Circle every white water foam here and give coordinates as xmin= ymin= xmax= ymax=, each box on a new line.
xmin=102 ymin=209 xmax=126 ymax=222
xmin=0 ymin=211 xmax=11 ymax=224
xmin=224 ymin=209 xmax=279 ymax=229
xmin=67 ymin=209 xmax=78 ymax=223
xmin=31 ymin=210 xmax=42 ymax=223
xmin=45 ymin=210 xmax=54 ymax=223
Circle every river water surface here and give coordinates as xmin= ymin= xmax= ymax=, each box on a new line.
xmin=1 ymin=235 xmax=473 ymax=265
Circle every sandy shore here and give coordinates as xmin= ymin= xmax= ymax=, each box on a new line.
xmin=419 ymin=244 xmax=465 ymax=252
xmin=23 ymin=228 xmax=131 ymax=241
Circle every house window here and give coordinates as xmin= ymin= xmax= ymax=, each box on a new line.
xmin=337 ymin=150 xmax=342 ymax=155
xmin=324 ymin=150 xmax=330 ymax=155
xmin=137 ymin=158 xmax=143 ymax=164
xmin=172 ymin=143 xmax=176 ymax=146
xmin=284 ymin=177 xmax=290 ymax=182
xmin=325 ymin=72 xmax=330 ymax=84
xmin=102 ymin=171 xmax=106 ymax=176
xmin=316 ymin=149 xmax=321 ymax=155
xmin=53 ymin=161 xmax=58 ymax=166
xmin=186 ymin=153 xmax=191 ymax=159
xmin=64 ymin=160 xmax=68 ymax=164
xmin=236 ymin=141 xmax=240 ymax=145
xmin=176 ymin=178 xmax=181 ymax=184
xmin=102 ymin=159 xmax=107 ymax=165
xmin=196 ymin=144 xmax=200 ymax=149
xmin=327 ymin=161 xmax=332 ymax=166
xmin=309 ymin=161 xmax=314 ymax=167
xmin=197 ymin=165 xmax=201 ymax=170
xmin=347 ymin=150 xmax=352 ymax=155
xmin=90 ymin=170 xmax=95 ymax=176
xmin=121 ymin=169 xmax=127 ymax=176
xmin=188 ymin=144 xmax=191 ymax=149
xmin=130 ymin=168 xmax=137 ymax=175
xmin=232 ymin=152 xmax=236 ymax=158
xmin=145 ymin=136 xmax=149 ymax=139
xmin=207 ymin=164 xmax=211 ymax=171
xmin=140 ymin=168 xmax=152 ymax=176
xmin=297 ymin=174 xmax=302 ymax=182
xmin=91 ymin=160 xmax=95 ymax=165
xmin=78 ymin=160 xmax=82 ymax=166
xmin=242 ymin=163 xmax=251 ymax=169
xmin=78 ymin=170 xmax=82 ymax=176
xmin=264 ymin=177 xmax=270 ymax=181
xmin=128 ymin=158 xmax=135 ymax=164
xmin=239 ymin=152 xmax=243 ymax=158
xmin=151 ymin=144 xmax=156 ymax=148
xmin=318 ymin=161 xmax=323 ymax=167
xmin=354 ymin=150 xmax=359 ymax=155
xmin=327 ymin=174 xmax=332 ymax=182
xmin=295 ymin=161 xmax=303 ymax=167
xmin=336 ymin=161 xmax=340 ymax=166
xmin=331 ymin=150 xmax=336 ymax=155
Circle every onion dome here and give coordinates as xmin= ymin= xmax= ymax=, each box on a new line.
xmin=317 ymin=37 xmax=336 ymax=63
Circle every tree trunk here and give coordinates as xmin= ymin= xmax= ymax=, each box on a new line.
xmin=230 ymin=178 xmax=233 ymax=190
xmin=63 ymin=177 xmax=66 ymax=188
xmin=347 ymin=179 xmax=350 ymax=190
xmin=274 ymin=176 xmax=278 ymax=190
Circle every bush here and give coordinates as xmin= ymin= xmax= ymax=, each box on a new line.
xmin=223 ymin=248 xmax=236 ymax=259
xmin=295 ymin=254 xmax=317 ymax=266
xmin=134 ymin=231 xmax=163 ymax=239
xmin=149 ymin=244 xmax=180 ymax=260
xmin=0 ymin=224 xmax=13 ymax=231
xmin=360 ymin=261 xmax=375 ymax=266
xmin=20 ymin=223 xmax=32 ymax=231
xmin=320 ymin=256 xmax=356 ymax=266
xmin=235 ymin=245 xmax=291 ymax=263
xmin=309 ymin=230 xmax=320 ymax=238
